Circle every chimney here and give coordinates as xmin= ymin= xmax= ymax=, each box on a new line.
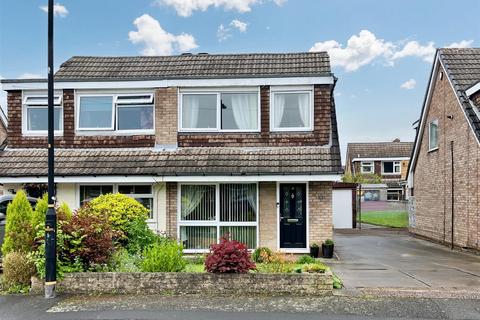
xmin=393 ymin=138 xmax=400 ymax=143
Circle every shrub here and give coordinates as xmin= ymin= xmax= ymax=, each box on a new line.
xmin=205 ymin=236 xmax=255 ymax=274
xmin=88 ymin=193 xmax=149 ymax=238
xmin=61 ymin=205 xmax=118 ymax=269
xmin=109 ymin=248 xmax=141 ymax=272
xmin=252 ymin=247 xmax=272 ymax=263
xmin=302 ymin=263 xmax=328 ymax=273
xmin=255 ymin=251 xmax=295 ymax=273
xmin=31 ymin=193 xmax=48 ymax=230
xmin=1 ymin=190 xmax=35 ymax=255
xmin=141 ymin=239 xmax=186 ymax=272
xmin=297 ymin=254 xmax=316 ymax=264
xmin=124 ymin=217 xmax=157 ymax=254
xmin=324 ymin=239 xmax=334 ymax=245
xmin=332 ymin=273 xmax=343 ymax=289
xmin=310 ymin=243 xmax=319 ymax=248
xmin=2 ymin=251 xmax=36 ymax=288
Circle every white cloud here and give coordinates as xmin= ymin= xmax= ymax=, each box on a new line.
xmin=310 ymin=30 xmax=475 ymax=71
xmin=446 ymin=40 xmax=474 ymax=48
xmin=155 ymin=0 xmax=285 ymax=17
xmin=18 ymin=73 xmax=43 ymax=79
xmin=400 ymin=78 xmax=416 ymax=90
xmin=40 ymin=3 xmax=69 ymax=17
xmin=217 ymin=24 xmax=231 ymax=42
xmin=128 ymin=14 xmax=198 ymax=56
xmin=230 ymin=19 xmax=247 ymax=32
xmin=391 ymin=41 xmax=436 ymax=62
xmin=309 ymin=30 xmax=394 ymax=72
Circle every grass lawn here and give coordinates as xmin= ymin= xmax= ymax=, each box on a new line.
xmin=360 ymin=211 xmax=408 ymax=228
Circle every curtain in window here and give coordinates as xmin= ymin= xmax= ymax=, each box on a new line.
xmin=274 ymin=94 xmax=286 ymax=128
xmin=220 ymin=184 xmax=257 ymax=222
xmin=181 ymin=185 xmax=215 ymax=220
xmin=230 ymin=93 xmax=257 ymax=130
xmin=182 ymin=95 xmax=200 ymax=128
xmin=298 ymin=93 xmax=310 ymax=127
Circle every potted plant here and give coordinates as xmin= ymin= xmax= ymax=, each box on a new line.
xmin=322 ymin=239 xmax=334 ymax=258
xmin=309 ymin=243 xmax=319 ymax=258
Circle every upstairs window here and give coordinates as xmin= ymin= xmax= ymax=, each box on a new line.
xmin=77 ymin=93 xmax=154 ymax=132
xmin=429 ymin=120 xmax=439 ymax=151
xmin=360 ymin=161 xmax=374 ymax=173
xmin=23 ymin=94 xmax=63 ymax=134
xmin=271 ymin=88 xmax=313 ymax=131
xmin=382 ymin=161 xmax=401 ymax=174
xmin=180 ymin=91 xmax=259 ymax=132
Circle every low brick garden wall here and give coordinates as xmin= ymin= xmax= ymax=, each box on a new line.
xmin=56 ymin=271 xmax=333 ymax=296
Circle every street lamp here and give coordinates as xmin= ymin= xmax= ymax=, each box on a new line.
xmin=44 ymin=0 xmax=57 ymax=299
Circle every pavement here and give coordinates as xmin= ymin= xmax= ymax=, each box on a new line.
xmin=331 ymin=228 xmax=480 ymax=291
xmin=1 ymin=293 xmax=480 ymax=320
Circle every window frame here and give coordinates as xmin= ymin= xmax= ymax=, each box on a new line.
xmin=77 ymin=183 xmax=156 ymax=222
xmin=22 ymin=92 xmax=64 ymax=136
xmin=428 ymin=119 xmax=439 ymax=151
xmin=178 ymin=87 xmax=261 ymax=133
xmin=177 ymin=182 xmax=259 ymax=253
xmin=270 ymin=86 xmax=314 ymax=132
xmin=76 ymin=92 xmax=155 ymax=134
xmin=382 ymin=161 xmax=401 ymax=175
xmin=360 ymin=161 xmax=374 ymax=174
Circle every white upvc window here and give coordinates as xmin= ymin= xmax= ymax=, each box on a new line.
xmin=429 ymin=119 xmax=439 ymax=151
xmin=382 ymin=161 xmax=401 ymax=174
xmin=360 ymin=161 xmax=374 ymax=173
xmin=77 ymin=93 xmax=154 ymax=132
xmin=179 ymin=89 xmax=260 ymax=132
xmin=178 ymin=183 xmax=258 ymax=252
xmin=23 ymin=93 xmax=63 ymax=135
xmin=78 ymin=184 xmax=155 ymax=221
xmin=270 ymin=86 xmax=313 ymax=131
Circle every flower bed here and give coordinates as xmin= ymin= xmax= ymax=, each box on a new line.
xmin=54 ymin=271 xmax=333 ymax=296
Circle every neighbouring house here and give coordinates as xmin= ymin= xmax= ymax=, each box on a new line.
xmin=345 ymin=140 xmax=413 ymax=201
xmin=0 ymin=106 xmax=7 ymax=195
xmin=0 ymin=52 xmax=342 ymax=253
xmin=407 ymin=48 xmax=480 ymax=251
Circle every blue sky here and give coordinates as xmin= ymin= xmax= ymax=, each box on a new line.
xmin=1 ymin=0 xmax=479 ymax=161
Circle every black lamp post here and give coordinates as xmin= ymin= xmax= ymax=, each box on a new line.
xmin=44 ymin=0 xmax=57 ymax=299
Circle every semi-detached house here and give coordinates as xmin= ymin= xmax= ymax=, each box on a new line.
xmin=0 ymin=52 xmax=342 ymax=253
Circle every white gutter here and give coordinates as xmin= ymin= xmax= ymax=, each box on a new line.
xmin=352 ymin=157 xmax=410 ymax=162
xmin=0 ymin=174 xmax=343 ymax=184
xmin=1 ymin=76 xmax=335 ymax=91
xmin=466 ymin=81 xmax=480 ymax=97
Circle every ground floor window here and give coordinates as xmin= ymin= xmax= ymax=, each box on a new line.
xmin=179 ymin=183 xmax=258 ymax=251
xmin=387 ymin=189 xmax=402 ymax=201
xmin=79 ymin=184 xmax=154 ymax=219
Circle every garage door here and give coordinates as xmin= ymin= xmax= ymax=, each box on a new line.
xmin=333 ymin=189 xmax=353 ymax=229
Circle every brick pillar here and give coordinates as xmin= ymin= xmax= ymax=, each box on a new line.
xmin=258 ymin=182 xmax=277 ymax=249
xmin=166 ymin=182 xmax=178 ymax=239
xmin=309 ymin=182 xmax=333 ymax=245
xmin=155 ymin=88 xmax=178 ymax=147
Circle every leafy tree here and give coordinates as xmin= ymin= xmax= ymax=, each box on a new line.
xmin=342 ymin=173 xmax=382 ymax=184
xmin=1 ymin=190 xmax=35 ymax=255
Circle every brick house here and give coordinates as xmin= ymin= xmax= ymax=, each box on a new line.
xmin=0 ymin=52 xmax=342 ymax=253
xmin=0 ymin=107 xmax=6 ymax=195
xmin=345 ymin=140 xmax=413 ymax=201
xmin=407 ymin=48 xmax=480 ymax=251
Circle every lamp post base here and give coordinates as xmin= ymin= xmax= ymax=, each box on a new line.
xmin=44 ymin=282 xmax=56 ymax=298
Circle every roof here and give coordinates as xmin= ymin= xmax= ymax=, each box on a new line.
xmin=346 ymin=142 xmax=414 ymax=161
xmin=0 ymin=146 xmax=342 ymax=177
xmin=43 ymin=52 xmax=332 ymax=82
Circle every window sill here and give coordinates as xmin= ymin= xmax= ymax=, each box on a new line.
xmin=428 ymin=147 xmax=439 ymax=153
xmin=75 ymin=130 xmax=155 ymax=136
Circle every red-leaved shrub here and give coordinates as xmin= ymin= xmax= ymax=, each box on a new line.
xmin=205 ymin=236 xmax=255 ymax=274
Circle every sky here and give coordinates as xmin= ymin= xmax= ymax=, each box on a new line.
xmin=1 ymin=0 xmax=479 ymax=162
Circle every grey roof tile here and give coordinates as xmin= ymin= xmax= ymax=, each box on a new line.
xmin=0 ymin=146 xmax=342 ymax=177
xmin=346 ymin=142 xmax=414 ymax=161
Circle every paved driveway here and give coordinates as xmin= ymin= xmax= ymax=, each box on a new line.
xmin=331 ymin=228 xmax=480 ymax=289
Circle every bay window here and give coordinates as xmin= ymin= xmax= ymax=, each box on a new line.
xmin=271 ymin=88 xmax=313 ymax=131
xmin=23 ymin=94 xmax=63 ymax=134
xmin=180 ymin=91 xmax=259 ymax=131
xmin=179 ymin=183 xmax=258 ymax=251
xmin=77 ymin=93 xmax=154 ymax=132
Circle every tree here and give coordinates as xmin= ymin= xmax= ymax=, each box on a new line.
xmin=342 ymin=173 xmax=382 ymax=184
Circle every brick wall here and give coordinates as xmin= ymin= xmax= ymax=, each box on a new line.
xmin=258 ymin=182 xmax=277 ymax=248
xmin=412 ymin=64 xmax=480 ymax=250
xmin=471 ymin=92 xmax=480 ymax=107
xmin=0 ymin=116 xmax=6 ymax=145
xmin=155 ymin=88 xmax=177 ymax=146
xmin=309 ymin=182 xmax=333 ymax=245
xmin=166 ymin=182 xmax=178 ymax=239
xmin=6 ymin=90 xmax=155 ymax=148
xmin=177 ymin=84 xmax=333 ymax=147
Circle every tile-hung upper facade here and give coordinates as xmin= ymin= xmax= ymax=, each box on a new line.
xmin=344 ymin=141 xmax=413 ymax=201
xmin=0 ymin=52 xmax=342 ymax=253
xmin=407 ymin=48 xmax=480 ymax=251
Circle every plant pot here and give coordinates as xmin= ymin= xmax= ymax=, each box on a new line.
xmin=309 ymin=246 xmax=319 ymax=258
xmin=322 ymin=243 xmax=334 ymax=258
